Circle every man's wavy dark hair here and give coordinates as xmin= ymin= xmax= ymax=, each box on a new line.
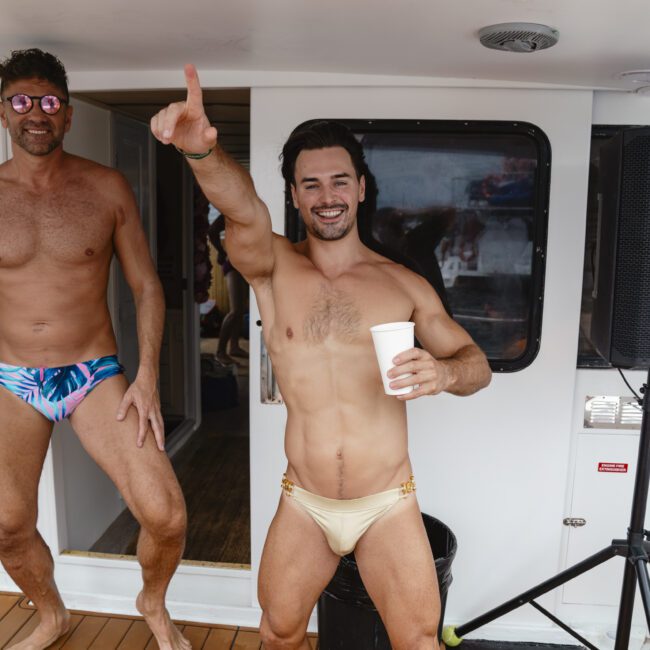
xmin=280 ymin=120 xmax=366 ymax=186
xmin=0 ymin=48 xmax=69 ymax=99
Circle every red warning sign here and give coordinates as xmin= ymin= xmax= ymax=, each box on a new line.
xmin=598 ymin=462 xmax=628 ymax=473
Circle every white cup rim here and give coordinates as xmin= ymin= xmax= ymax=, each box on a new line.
xmin=369 ymin=321 xmax=415 ymax=333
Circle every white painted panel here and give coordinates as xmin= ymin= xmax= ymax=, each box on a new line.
xmin=564 ymin=433 xmax=644 ymax=606
xmin=593 ymin=92 xmax=650 ymax=126
xmin=249 ymin=85 xmax=593 ymax=638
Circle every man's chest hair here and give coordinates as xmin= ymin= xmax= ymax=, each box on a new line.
xmin=302 ymin=283 xmax=362 ymax=343
xmin=0 ymin=187 xmax=114 ymax=265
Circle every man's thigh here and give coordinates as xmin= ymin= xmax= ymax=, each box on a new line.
xmin=354 ymin=495 xmax=440 ymax=645
xmin=259 ymin=494 xmax=340 ymax=633
xmin=68 ymin=374 xmax=183 ymax=521
xmin=0 ymin=387 xmax=53 ymax=523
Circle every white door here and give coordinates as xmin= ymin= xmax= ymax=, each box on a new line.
xmin=563 ymin=431 xmax=649 ymax=621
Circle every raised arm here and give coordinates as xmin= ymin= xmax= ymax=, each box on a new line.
xmin=388 ymin=271 xmax=492 ymax=399
xmin=150 ymin=64 xmax=274 ymax=282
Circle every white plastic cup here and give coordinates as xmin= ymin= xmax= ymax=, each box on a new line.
xmin=370 ymin=322 xmax=415 ymax=396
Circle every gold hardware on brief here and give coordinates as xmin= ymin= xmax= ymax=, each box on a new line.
xmin=281 ymin=474 xmax=294 ymax=495
xmin=400 ymin=475 xmax=416 ymax=495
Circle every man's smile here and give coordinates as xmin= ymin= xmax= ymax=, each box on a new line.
xmin=313 ymin=205 xmax=347 ymax=222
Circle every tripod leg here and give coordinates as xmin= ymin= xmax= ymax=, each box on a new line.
xmin=635 ymin=559 xmax=650 ymax=629
xmin=615 ymin=560 xmax=637 ymax=650
xmin=449 ymin=544 xmax=619 ymax=641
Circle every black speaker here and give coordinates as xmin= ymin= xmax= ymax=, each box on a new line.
xmin=591 ymin=126 xmax=650 ymax=368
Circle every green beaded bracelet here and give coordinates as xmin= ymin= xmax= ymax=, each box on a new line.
xmin=174 ymin=145 xmax=213 ymax=160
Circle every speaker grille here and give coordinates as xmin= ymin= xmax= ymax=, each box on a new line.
xmin=612 ymin=131 xmax=650 ymax=364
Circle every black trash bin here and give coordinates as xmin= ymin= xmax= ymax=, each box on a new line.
xmin=317 ymin=513 xmax=457 ymax=649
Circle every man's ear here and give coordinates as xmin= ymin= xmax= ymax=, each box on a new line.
xmin=290 ymin=183 xmax=299 ymax=209
xmin=0 ymin=102 xmax=7 ymax=129
xmin=358 ymin=174 xmax=366 ymax=203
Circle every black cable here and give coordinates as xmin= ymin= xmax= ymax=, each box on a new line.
xmin=618 ymin=367 xmax=643 ymax=404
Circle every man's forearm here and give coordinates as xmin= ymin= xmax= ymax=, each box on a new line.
xmin=440 ymin=344 xmax=492 ymax=396
xmin=134 ymin=281 xmax=165 ymax=379
xmin=188 ymin=145 xmax=260 ymax=226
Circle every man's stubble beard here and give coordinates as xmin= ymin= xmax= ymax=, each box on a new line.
xmin=10 ymin=122 xmax=63 ymax=156
xmin=305 ymin=217 xmax=356 ymax=242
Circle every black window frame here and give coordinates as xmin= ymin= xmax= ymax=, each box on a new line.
xmin=284 ymin=119 xmax=551 ymax=373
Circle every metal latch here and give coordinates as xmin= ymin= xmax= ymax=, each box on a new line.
xmin=563 ymin=518 xmax=587 ymax=527
xmin=260 ymin=325 xmax=283 ymax=405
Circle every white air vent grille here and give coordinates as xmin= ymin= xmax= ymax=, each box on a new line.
xmin=479 ymin=23 xmax=559 ymax=53
xmin=584 ymin=395 xmax=643 ymax=429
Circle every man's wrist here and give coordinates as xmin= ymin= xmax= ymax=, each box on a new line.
xmin=174 ymin=145 xmax=213 ymax=160
xmin=438 ymin=359 xmax=456 ymax=392
xmin=135 ymin=365 xmax=159 ymax=382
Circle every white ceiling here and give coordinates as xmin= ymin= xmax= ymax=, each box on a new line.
xmin=2 ymin=0 xmax=650 ymax=91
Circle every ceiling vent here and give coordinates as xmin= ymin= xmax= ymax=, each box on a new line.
xmin=479 ymin=23 xmax=559 ymax=53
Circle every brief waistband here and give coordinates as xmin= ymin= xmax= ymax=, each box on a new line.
xmin=281 ymin=474 xmax=416 ymax=512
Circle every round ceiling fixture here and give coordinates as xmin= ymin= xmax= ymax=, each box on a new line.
xmin=618 ymin=70 xmax=650 ymax=84
xmin=478 ymin=23 xmax=559 ymax=53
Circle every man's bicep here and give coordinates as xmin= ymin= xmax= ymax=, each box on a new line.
xmin=410 ymin=277 xmax=475 ymax=358
xmin=224 ymin=201 xmax=275 ymax=281
xmin=112 ymin=177 xmax=159 ymax=292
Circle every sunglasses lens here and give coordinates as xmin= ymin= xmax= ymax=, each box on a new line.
xmin=40 ymin=95 xmax=61 ymax=115
xmin=11 ymin=94 xmax=32 ymax=114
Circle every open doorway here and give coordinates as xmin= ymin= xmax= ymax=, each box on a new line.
xmin=67 ymin=88 xmax=252 ymax=567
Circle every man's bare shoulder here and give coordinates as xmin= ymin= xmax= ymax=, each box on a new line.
xmin=63 ymin=154 xmax=134 ymax=205
xmin=63 ymin=153 xmax=125 ymax=187
xmin=0 ymin=158 xmax=13 ymax=181
xmin=367 ymin=248 xmax=440 ymax=303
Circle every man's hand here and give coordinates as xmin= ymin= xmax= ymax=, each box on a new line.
xmin=150 ymin=64 xmax=218 ymax=154
xmin=116 ymin=371 xmax=165 ymax=450
xmin=387 ymin=348 xmax=452 ymax=401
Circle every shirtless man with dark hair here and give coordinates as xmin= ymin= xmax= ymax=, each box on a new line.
xmin=152 ymin=65 xmax=491 ymax=650
xmin=0 ymin=48 xmax=189 ymax=650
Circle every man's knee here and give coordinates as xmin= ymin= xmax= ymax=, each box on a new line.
xmin=391 ymin=625 xmax=439 ymax=650
xmin=138 ymin=488 xmax=187 ymax=541
xmin=0 ymin=509 xmax=36 ymax=554
xmin=259 ymin=611 xmax=307 ymax=650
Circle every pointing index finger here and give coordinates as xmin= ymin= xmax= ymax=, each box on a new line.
xmin=184 ymin=63 xmax=203 ymax=108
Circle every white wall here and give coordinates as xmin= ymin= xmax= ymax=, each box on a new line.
xmin=249 ymin=85 xmax=595 ymax=641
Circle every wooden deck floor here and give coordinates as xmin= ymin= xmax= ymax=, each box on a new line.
xmin=0 ymin=593 xmax=318 ymax=649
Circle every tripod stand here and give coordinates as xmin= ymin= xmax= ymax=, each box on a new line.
xmin=443 ymin=367 xmax=650 ymax=650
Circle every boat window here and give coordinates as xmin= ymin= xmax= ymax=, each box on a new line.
xmin=285 ymin=120 xmax=551 ymax=372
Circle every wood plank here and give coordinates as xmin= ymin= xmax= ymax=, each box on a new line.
xmin=48 ymin=614 xmax=84 ymax=649
xmin=89 ymin=617 xmax=132 ymax=648
xmin=5 ymin=611 xmax=40 ymax=646
xmin=181 ymin=624 xmax=210 ymax=648
xmin=116 ymin=620 xmax=152 ymax=649
xmin=0 ymin=603 xmax=34 ymax=647
xmin=61 ymin=615 xmax=108 ymax=649
xmin=0 ymin=594 xmax=20 ymax=620
xmin=232 ymin=629 xmax=261 ymax=650
xmin=202 ymin=627 xmax=238 ymax=650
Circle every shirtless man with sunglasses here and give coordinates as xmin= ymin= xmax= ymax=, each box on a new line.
xmin=0 ymin=49 xmax=189 ymax=650
xmin=151 ymin=65 xmax=492 ymax=650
